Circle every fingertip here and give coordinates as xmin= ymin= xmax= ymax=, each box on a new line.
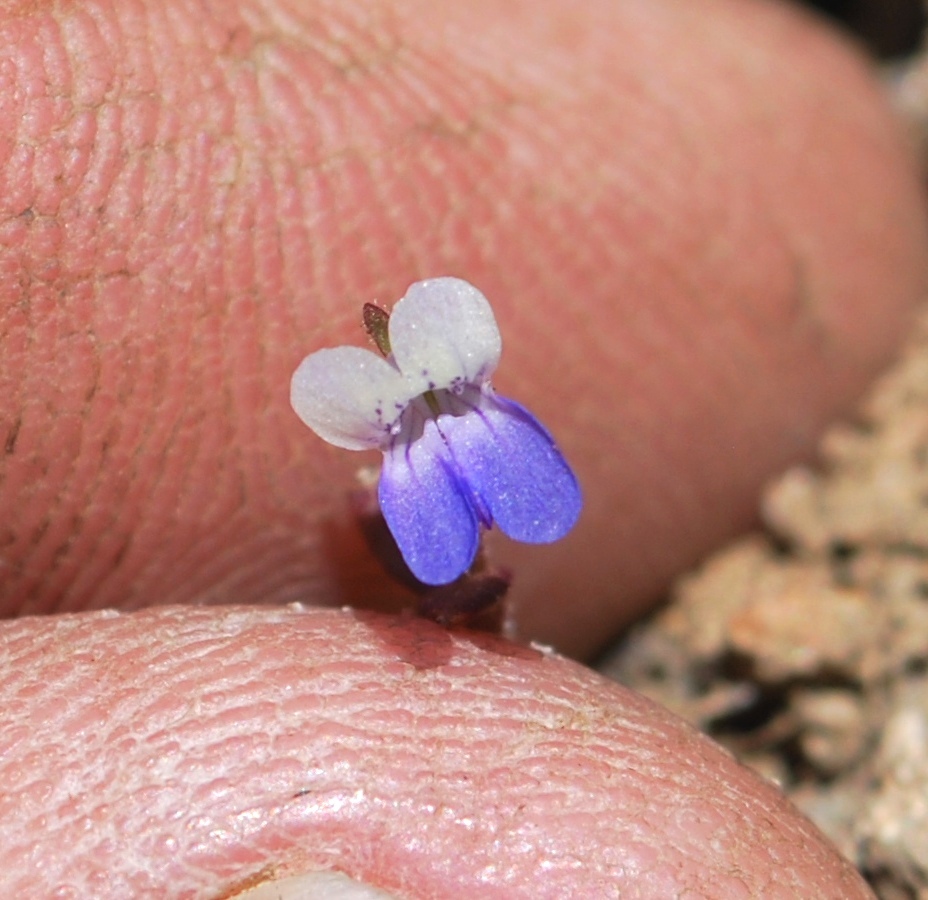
xmin=0 ymin=605 xmax=874 ymax=898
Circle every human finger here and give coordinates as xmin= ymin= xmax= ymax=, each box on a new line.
xmin=0 ymin=604 xmax=874 ymax=898
xmin=0 ymin=0 xmax=924 ymax=656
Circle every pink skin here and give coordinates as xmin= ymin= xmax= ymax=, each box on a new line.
xmin=0 ymin=0 xmax=925 ymax=655
xmin=0 ymin=605 xmax=874 ymax=898
xmin=0 ymin=0 xmax=923 ymax=894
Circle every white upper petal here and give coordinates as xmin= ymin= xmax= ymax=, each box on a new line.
xmin=388 ymin=277 xmax=502 ymax=393
xmin=290 ymin=345 xmax=413 ymax=450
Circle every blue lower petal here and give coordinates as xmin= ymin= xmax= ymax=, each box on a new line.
xmin=438 ymin=394 xmax=582 ymax=543
xmin=378 ymin=419 xmax=480 ymax=585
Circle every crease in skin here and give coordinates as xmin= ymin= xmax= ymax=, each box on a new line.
xmin=228 ymin=871 xmax=402 ymax=899
xmin=0 ymin=605 xmax=874 ymax=898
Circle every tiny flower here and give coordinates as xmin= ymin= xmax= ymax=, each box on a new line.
xmin=290 ymin=277 xmax=582 ymax=585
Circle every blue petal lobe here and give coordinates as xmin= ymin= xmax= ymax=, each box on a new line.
xmin=378 ymin=419 xmax=480 ymax=585
xmin=438 ymin=395 xmax=582 ymax=543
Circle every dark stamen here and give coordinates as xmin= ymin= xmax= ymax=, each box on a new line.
xmin=423 ymin=389 xmax=441 ymax=416
xmin=363 ymin=303 xmax=391 ymax=356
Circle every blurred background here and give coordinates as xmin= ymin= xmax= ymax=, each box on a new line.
xmin=802 ymin=0 xmax=924 ymax=57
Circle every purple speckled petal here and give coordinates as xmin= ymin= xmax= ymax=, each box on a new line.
xmin=389 ymin=277 xmax=502 ymax=395
xmin=437 ymin=393 xmax=582 ymax=543
xmin=290 ymin=346 xmax=411 ymax=451
xmin=378 ymin=418 xmax=481 ymax=585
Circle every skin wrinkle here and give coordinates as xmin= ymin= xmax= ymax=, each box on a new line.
xmin=0 ymin=606 xmax=874 ymax=897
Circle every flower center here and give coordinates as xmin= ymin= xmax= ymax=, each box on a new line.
xmin=389 ymin=384 xmax=485 ymax=444
xmin=422 ymin=389 xmax=442 ymax=416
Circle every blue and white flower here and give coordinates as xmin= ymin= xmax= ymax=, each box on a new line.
xmin=290 ymin=277 xmax=581 ymax=585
